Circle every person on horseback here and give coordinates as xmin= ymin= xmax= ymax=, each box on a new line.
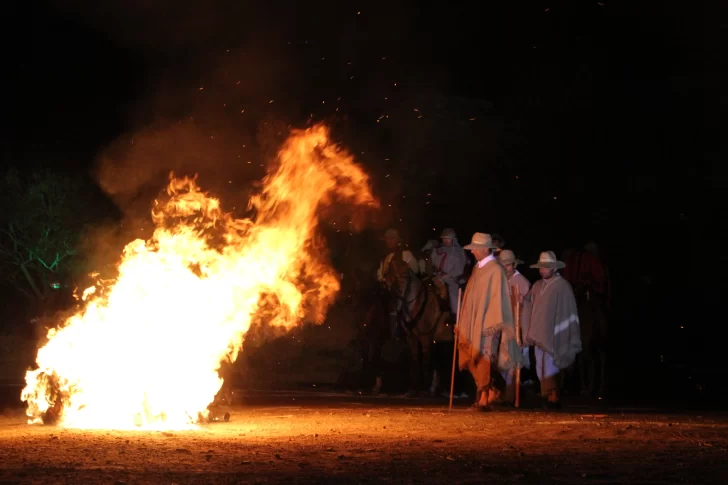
xmin=383 ymin=246 xmax=453 ymax=398
xmin=428 ymin=228 xmax=467 ymax=321
xmin=455 ymin=233 xmax=522 ymax=411
xmin=377 ymin=229 xmax=420 ymax=338
xmin=371 ymin=229 xmax=419 ymax=394
xmin=418 ymin=239 xmax=440 ymax=276
xmin=376 ymin=229 xmax=419 ymax=283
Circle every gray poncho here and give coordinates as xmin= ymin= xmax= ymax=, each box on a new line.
xmin=524 ymin=275 xmax=582 ymax=369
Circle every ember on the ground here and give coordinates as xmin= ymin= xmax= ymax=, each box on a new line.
xmin=1 ymin=403 xmax=727 ymax=484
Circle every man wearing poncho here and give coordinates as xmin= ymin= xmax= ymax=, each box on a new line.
xmin=498 ymin=249 xmax=532 ymax=403
xmin=456 ymin=233 xmax=522 ymax=410
xmin=524 ymin=251 xmax=582 ymax=408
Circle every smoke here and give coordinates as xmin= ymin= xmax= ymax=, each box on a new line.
xmin=51 ymin=0 xmax=484 ymax=254
xmin=44 ymin=1 xmax=396 ymax=281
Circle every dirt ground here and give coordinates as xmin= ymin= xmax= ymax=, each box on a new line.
xmin=1 ymin=396 xmax=727 ymax=485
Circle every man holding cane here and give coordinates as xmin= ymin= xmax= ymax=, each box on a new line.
xmin=454 ymin=233 xmax=522 ymax=410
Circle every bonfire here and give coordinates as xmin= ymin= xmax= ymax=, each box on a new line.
xmin=21 ymin=124 xmax=377 ymax=430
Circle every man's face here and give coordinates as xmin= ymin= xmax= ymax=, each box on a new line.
xmin=540 ymin=267 xmax=556 ymax=279
xmin=384 ymin=237 xmax=399 ymax=250
xmin=471 ymin=248 xmax=490 ymax=261
xmin=504 ymin=263 xmax=515 ymax=277
xmin=441 ymin=237 xmax=453 ymax=247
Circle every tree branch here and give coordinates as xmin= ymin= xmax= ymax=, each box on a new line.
xmin=19 ymin=264 xmax=43 ymax=301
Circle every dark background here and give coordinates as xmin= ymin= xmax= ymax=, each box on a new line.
xmin=1 ymin=0 xmax=724 ymax=403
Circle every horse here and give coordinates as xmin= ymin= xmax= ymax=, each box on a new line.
xmin=383 ymin=247 xmax=453 ymax=396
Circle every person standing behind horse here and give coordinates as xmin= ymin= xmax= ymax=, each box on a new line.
xmin=429 ymin=228 xmax=467 ymax=320
xmin=524 ymin=251 xmax=582 ymax=408
xmin=456 ymin=233 xmax=522 ymax=410
xmin=498 ymin=250 xmax=532 ymax=403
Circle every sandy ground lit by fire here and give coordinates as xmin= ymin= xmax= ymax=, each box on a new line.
xmin=1 ymin=399 xmax=727 ymax=484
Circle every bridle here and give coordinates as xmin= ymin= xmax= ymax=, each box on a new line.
xmin=385 ymin=261 xmax=443 ymax=336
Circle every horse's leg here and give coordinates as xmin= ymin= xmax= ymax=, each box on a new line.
xmin=577 ymin=299 xmax=596 ymax=396
xmin=576 ymin=348 xmax=591 ymax=396
xmin=596 ymin=304 xmax=608 ymax=398
xmin=358 ymin=305 xmax=376 ymax=390
xmin=598 ymin=350 xmax=607 ymax=397
xmin=406 ymin=334 xmax=421 ymax=396
xmin=429 ymin=341 xmax=444 ymax=396
xmin=421 ymin=336 xmax=434 ymax=397
xmin=371 ymin=312 xmax=389 ymax=395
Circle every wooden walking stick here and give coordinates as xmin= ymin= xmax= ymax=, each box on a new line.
xmin=512 ymin=285 xmax=522 ymax=408
xmin=448 ymin=287 xmax=463 ymax=412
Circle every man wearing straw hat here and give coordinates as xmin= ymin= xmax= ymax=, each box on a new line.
xmin=499 ymin=250 xmax=530 ymax=310
xmin=498 ymin=250 xmax=532 ymax=403
xmin=525 ymin=251 xmax=582 ymax=408
xmin=455 ymin=233 xmax=522 ymax=410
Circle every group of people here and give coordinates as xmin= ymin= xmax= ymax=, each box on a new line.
xmin=376 ymin=228 xmax=590 ymax=410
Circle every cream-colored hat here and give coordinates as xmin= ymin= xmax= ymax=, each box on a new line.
xmin=463 ymin=232 xmax=498 ymax=250
xmin=530 ymin=251 xmax=566 ymax=269
xmin=498 ymin=250 xmax=523 ymax=266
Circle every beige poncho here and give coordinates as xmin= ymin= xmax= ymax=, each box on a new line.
xmin=457 ymin=259 xmax=522 ymax=371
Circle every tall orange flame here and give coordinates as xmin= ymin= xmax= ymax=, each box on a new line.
xmin=21 ymin=124 xmax=377 ymax=430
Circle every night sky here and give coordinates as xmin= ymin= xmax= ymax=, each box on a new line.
xmin=1 ymin=1 xmax=724 ymax=389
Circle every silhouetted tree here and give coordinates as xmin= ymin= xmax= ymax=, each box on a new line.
xmin=0 ymin=168 xmax=87 ymax=309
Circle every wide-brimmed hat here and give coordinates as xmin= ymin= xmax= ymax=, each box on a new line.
xmin=383 ymin=228 xmax=401 ymax=241
xmin=498 ymin=249 xmax=523 ymax=266
xmin=440 ymin=228 xmax=457 ymax=239
xmin=463 ymin=232 xmax=498 ymax=250
xmin=530 ymin=251 xmax=566 ymax=269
